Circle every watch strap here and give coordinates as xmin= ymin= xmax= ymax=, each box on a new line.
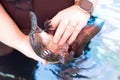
xmin=75 ymin=0 xmax=93 ymax=15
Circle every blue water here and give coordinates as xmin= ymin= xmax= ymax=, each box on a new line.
xmin=34 ymin=0 xmax=120 ymax=80
xmin=0 ymin=0 xmax=120 ymax=80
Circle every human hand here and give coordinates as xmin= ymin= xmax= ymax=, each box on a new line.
xmin=0 ymin=4 xmax=46 ymax=64
xmin=17 ymin=35 xmax=47 ymax=64
xmin=50 ymin=5 xmax=90 ymax=45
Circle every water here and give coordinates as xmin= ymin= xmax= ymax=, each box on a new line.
xmin=35 ymin=0 xmax=120 ymax=80
xmin=0 ymin=0 xmax=120 ymax=80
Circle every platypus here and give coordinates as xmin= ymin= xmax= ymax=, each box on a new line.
xmin=29 ymin=11 xmax=104 ymax=64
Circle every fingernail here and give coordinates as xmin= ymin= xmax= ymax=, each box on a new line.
xmin=42 ymin=61 xmax=48 ymax=65
xmin=40 ymin=59 xmax=47 ymax=65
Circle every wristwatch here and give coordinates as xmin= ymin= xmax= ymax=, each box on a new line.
xmin=75 ymin=0 xmax=94 ymax=14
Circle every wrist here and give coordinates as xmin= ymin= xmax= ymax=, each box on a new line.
xmin=74 ymin=0 xmax=98 ymax=15
xmin=75 ymin=0 xmax=98 ymax=7
xmin=16 ymin=35 xmax=31 ymax=54
xmin=74 ymin=4 xmax=91 ymax=17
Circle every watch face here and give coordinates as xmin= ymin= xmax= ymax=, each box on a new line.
xmin=79 ymin=0 xmax=93 ymax=12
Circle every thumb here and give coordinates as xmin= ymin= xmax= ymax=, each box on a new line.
xmin=29 ymin=53 xmax=48 ymax=65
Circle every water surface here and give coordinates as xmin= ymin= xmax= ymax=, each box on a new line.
xmin=0 ymin=0 xmax=120 ymax=80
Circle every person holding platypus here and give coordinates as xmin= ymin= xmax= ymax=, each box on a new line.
xmin=0 ymin=0 xmax=99 ymax=64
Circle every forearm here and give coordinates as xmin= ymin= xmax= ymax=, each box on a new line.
xmin=0 ymin=4 xmax=26 ymax=50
